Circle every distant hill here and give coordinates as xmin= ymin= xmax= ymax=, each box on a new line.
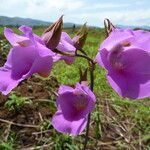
xmin=117 ymin=24 xmax=150 ymax=30
xmin=0 ymin=16 xmax=149 ymax=30
xmin=0 ymin=16 xmax=77 ymax=28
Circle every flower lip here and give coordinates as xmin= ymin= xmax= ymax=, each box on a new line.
xmin=56 ymin=83 xmax=95 ymax=121
xmin=107 ymin=41 xmax=132 ymax=71
xmin=108 ymin=44 xmax=126 ymax=71
xmin=57 ymin=92 xmax=89 ymax=121
xmin=74 ymin=99 xmax=88 ymax=111
xmin=121 ymin=41 xmax=131 ymax=47
xmin=73 ymin=92 xmax=88 ymax=111
xmin=17 ymin=40 xmax=32 ymax=47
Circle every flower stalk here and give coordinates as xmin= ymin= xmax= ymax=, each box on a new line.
xmin=83 ymin=61 xmax=95 ymax=150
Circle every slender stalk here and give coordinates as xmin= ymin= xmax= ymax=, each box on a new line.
xmin=89 ymin=62 xmax=95 ymax=91
xmin=76 ymin=54 xmax=93 ymax=63
xmin=78 ymin=49 xmax=87 ymax=56
xmin=83 ymin=62 xmax=95 ymax=150
xmin=83 ymin=113 xmax=91 ymax=150
xmin=54 ymin=48 xmax=93 ymax=63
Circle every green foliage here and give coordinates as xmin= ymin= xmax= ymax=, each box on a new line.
xmin=0 ymin=39 xmax=11 ymax=58
xmin=145 ymin=146 xmax=150 ymax=150
xmin=0 ymin=131 xmax=16 ymax=150
xmin=52 ymin=134 xmax=80 ymax=150
xmin=40 ymin=119 xmax=52 ymax=130
xmin=5 ymin=92 xmax=32 ymax=111
xmin=0 ymin=142 xmax=14 ymax=150
xmin=91 ymin=108 xmax=102 ymax=138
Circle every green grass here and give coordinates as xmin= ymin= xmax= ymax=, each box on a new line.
xmin=5 ymin=92 xmax=32 ymax=111
xmin=0 ymin=26 xmax=150 ymax=149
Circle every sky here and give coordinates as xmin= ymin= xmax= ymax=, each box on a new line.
xmin=0 ymin=0 xmax=150 ymax=27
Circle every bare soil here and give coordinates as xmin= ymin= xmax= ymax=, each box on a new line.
xmin=0 ymin=55 xmax=59 ymax=148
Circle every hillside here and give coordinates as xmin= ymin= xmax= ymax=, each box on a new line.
xmin=0 ymin=16 xmax=76 ymax=28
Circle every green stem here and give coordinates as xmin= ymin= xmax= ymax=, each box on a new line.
xmin=83 ymin=113 xmax=91 ymax=150
xmin=83 ymin=62 xmax=95 ymax=150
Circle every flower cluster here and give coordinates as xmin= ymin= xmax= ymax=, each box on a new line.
xmin=0 ymin=16 xmax=86 ymax=95
xmin=0 ymin=16 xmax=150 ymax=138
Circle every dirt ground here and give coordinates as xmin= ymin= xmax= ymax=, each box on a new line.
xmin=0 ymin=54 xmax=60 ymax=148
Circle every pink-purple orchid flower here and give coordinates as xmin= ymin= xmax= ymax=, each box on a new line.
xmin=52 ymin=83 xmax=96 ymax=135
xmin=0 ymin=25 xmax=55 ymax=95
xmin=95 ymin=28 xmax=150 ymax=99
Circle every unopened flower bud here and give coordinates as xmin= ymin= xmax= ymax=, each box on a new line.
xmin=42 ymin=15 xmax=63 ymax=50
xmin=73 ymin=23 xmax=88 ymax=50
xmin=79 ymin=67 xmax=88 ymax=83
xmin=104 ymin=18 xmax=115 ymax=37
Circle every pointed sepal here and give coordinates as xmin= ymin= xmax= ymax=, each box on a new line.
xmin=74 ymin=23 xmax=88 ymax=50
xmin=42 ymin=15 xmax=63 ymax=50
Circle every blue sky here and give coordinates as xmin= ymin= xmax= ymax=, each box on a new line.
xmin=0 ymin=0 xmax=150 ymax=27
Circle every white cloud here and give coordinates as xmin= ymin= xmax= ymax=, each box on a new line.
xmin=24 ymin=0 xmax=84 ymax=21
xmin=84 ymin=3 xmax=129 ymax=10
xmin=0 ymin=0 xmax=149 ymax=27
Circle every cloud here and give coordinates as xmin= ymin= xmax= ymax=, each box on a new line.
xmin=25 ymin=0 xmax=84 ymax=20
xmin=0 ymin=0 xmax=149 ymax=27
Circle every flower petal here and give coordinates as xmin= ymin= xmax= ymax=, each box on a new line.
xmin=107 ymin=70 xmax=150 ymax=99
xmin=100 ymin=28 xmax=134 ymax=51
xmin=11 ymin=44 xmax=54 ymax=79
xmin=54 ymin=54 xmax=75 ymax=64
xmin=58 ymin=85 xmax=74 ymax=95
xmin=52 ymin=110 xmax=87 ymax=135
xmin=131 ymin=30 xmax=150 ymax=52
xmin=75 ymin=83 xmax=96 ymax=114
xmin=107 ymin=70 xmax=127 ymax=98
xmin=19 ymin=25 xmax=32 ymax=34
xmin=75 ymin=83 xmax=96 ymax=102
xmin=19 ymin=25 xmax=45 ymax=45
xmin=10 ymin=46 xmax=38 ymax=79
xmin=57 ymin=39 xmax=76 ymax=53
xmin=4 ymin=28 xmax=29 ymax=46
xmin=0 ymin=67 xmax=20 ymax=95
xmin=96 ymin=27 xmax=150 ymax=99
xmin=25 ymin=55 xmax=53 ymax=78
xmin=61 ymin=56 xmax=75 ymax=64
xmin=95 ymin=49 xmax=111 ymax=70
xmin=57 ymin=93 xmax=79 ymax=120
xmin=123 ymin=48 xmax=150 ymax=74
xmin=61 ymin=32 xmax=74 ymax=45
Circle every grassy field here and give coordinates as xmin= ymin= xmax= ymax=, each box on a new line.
xmin=0 ymin=26 xmax=150 ymax=150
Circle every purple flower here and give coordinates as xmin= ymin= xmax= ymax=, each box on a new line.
xmin=95 ymin=28 xmax=150 ymax=99
xmin=52 ymin=83 xmax=96 ymax=135
xmin=0 ymin=25 xmax=54 ymax=95
xmin=53 ymin=32 xmax=76 ymax=64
